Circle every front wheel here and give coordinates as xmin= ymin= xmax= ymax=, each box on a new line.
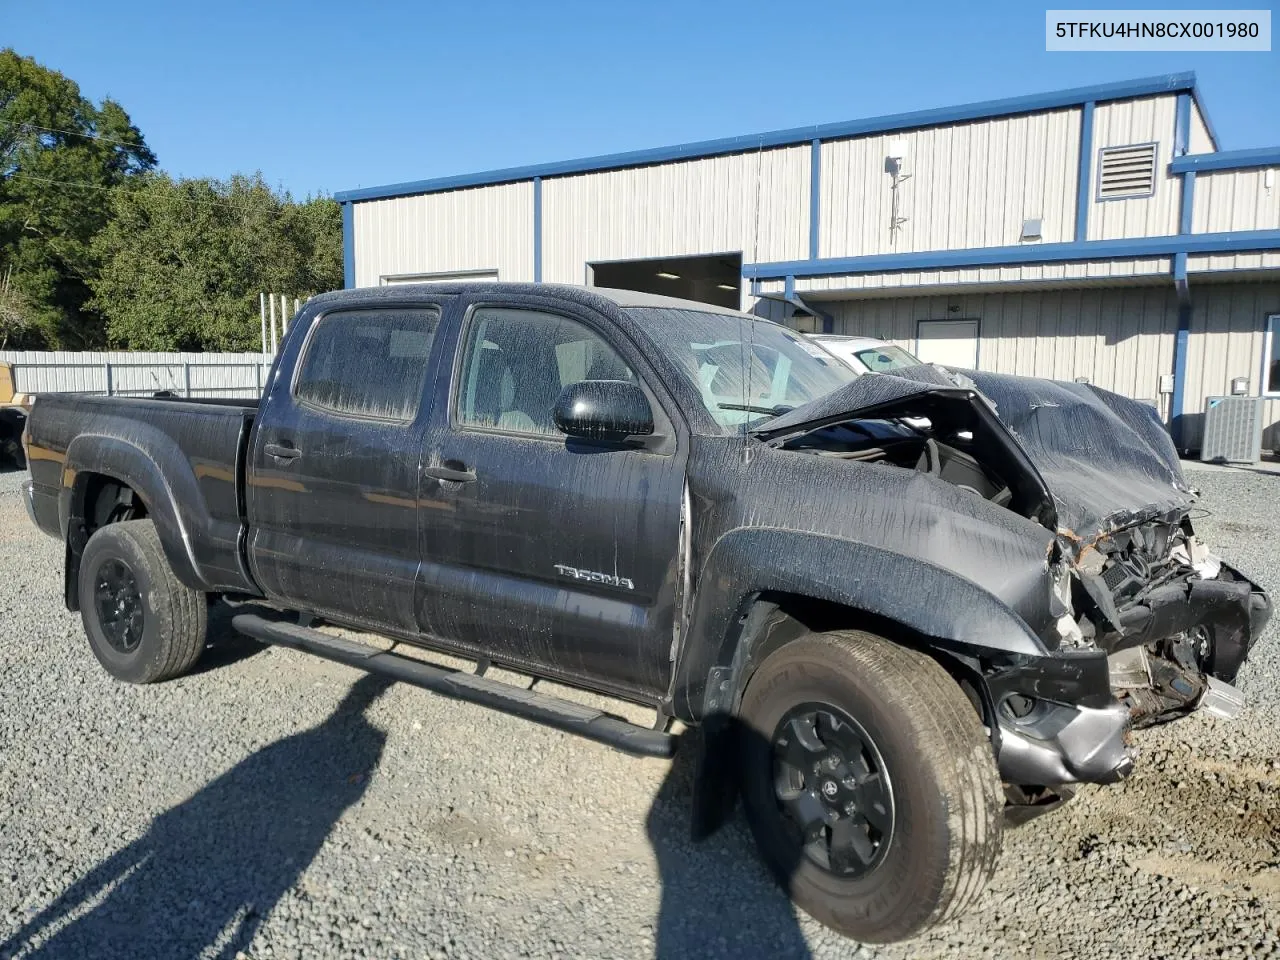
xmin=737 ymin=629 xmax=1003 ymax=943
xmin=79 ymin=520 xmax=208 ymax=684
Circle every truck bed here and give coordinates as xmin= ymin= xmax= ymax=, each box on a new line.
xmin=24 ymin=393 xmax=258 ymax=594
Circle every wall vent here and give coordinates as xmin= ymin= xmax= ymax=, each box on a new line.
xmin=1201 ymin=396 xmax=1263 ymax=464
xmin=1097 ymin=143 xmax=1158 ymax=200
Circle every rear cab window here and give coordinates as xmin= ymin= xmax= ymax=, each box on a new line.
xmin=294 ymin=308 xmax=441 ymax=421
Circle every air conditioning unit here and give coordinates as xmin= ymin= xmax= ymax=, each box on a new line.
xmin=1201 ymin=396 xmax=1263 ymax=464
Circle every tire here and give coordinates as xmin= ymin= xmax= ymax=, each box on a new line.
xmin=78 ymin=520 xmax=208 ymax=684
xmin=737 ymin=629 xmax=1002 ymax=943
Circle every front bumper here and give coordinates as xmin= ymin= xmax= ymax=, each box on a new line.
xmin=1113 ymin=561 xmax=1271 ymax=683
xmin=997 ymin=701 xmax=1133 ymax=785
xmin=984 ymin=650 xmax=1134 ymax=786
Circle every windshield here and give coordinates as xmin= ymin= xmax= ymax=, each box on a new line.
xmin=623 ymin=307 xmax=855 ymax=431
xmin=853 ymin=343 xmax=920 ymax=372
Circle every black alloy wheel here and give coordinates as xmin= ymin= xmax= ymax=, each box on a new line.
xmin=772 ymin=702 xmax=894 ymax=878
xmin=93 ymin=558 xmax=145 ymax=653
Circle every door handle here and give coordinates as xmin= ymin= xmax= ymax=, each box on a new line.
xmin=422 ymin=463 xmax=476 ymax=483
xmin=264 ymin=442 xmax=302 ymax=461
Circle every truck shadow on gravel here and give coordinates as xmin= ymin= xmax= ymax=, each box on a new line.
xmin=647 ymin=729 xmax=814 ymax=960
xmin=0 ymin=674 xmax=392 ymax=960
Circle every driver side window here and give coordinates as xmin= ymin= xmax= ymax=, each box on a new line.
xmin=455 ymin=307 xmax=636 ymax=437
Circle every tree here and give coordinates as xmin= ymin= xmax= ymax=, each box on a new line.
xmin=89 ymin=173 xmax=342 ymax=351
xmin=0 ymin=49 xmax=155 ymax=348
xmin=0 ymin=264 xmax=33 ymax=349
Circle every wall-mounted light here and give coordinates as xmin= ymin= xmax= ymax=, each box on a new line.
xmin=716 ymin=283 xmax=737 ymax=291
xmin=885 ymin=139 xmax=911 ymax=245
xmin=656 ymin=271 xmax=681 ymax=280
xmin=1020 ymin=218 xmax=1043 ymax=242
xmin=1231 ymin=376 xmax=1250 ymax=396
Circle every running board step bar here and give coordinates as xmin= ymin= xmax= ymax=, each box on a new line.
xmin=231 ymin=614 xmax=678 ymax=758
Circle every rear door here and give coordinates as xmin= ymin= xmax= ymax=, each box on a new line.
xmin=248 ymin=298 xmax=451 ymax=633
xmin=415 ymin=297 xmax=686 ymax=699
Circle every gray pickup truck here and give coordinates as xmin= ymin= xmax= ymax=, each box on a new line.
xmin=21 ymin=283 xmax=1270 ymax=943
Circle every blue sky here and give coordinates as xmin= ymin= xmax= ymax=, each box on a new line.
xmin=5 ymin=0 xmax=1278 ymax=197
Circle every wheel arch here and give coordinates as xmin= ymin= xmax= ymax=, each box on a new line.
xmin=60 ymin=433 xmax=213 ymax=609
xmin=670 ymin=528 xmax=1046 ymax=723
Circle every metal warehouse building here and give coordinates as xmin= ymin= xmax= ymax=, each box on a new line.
xmin=335 ymin=72 xmax=1280 ymax=452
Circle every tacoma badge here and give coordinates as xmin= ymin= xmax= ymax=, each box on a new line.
xmin=553 ymin=564 xmax=634 ymax=590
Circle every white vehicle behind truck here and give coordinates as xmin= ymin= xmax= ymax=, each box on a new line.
xmin=806 ymin=335 xmax=923 ymax=375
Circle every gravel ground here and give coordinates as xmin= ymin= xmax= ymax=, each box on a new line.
xmin=1 ymin=463 xmax=1278 ymax=959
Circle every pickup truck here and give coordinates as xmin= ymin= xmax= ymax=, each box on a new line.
xmin=21 ymin=283 xmax=1271 ymax=943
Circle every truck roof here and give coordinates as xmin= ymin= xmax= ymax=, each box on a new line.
xmin=307 ymin=282 xmax=749 ymax=317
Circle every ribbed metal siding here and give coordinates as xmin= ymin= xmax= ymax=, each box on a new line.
xmin=1188 ymin=102 xmax=1214 ymax=155
xmin=1191 ymin=167 xmax=1280 ymax=235
xmin=352 ymin=182 xmax=535 ymax=287
xmin=1088 ymin=96 xmax=1179 ymax=241
xmin=818 ymin=108 xmax=1081 ymax=258
xmin=823 ymin=286 xmax=1178 ymax=401
xmin=540 ymin=147 xmax=809 ymax=285
xmin=1180 ymin=281 xmax=1280 ymax=450
xmin=1188 ymin=251 xmax=1280 ymax=273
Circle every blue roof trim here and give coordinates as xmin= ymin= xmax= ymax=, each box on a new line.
xmin=1170 ymin=147 xmax=1280 ymax=173
xmin=742 ymin=229 xmax=1280 ymax=279
xmin=341 ymin=202 xmax=354 ymax=289
xmin=335 ymin=73 xmax=1197 ymax=204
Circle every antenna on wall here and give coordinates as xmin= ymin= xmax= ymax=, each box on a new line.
xmin=885 ymin=139 xmax=911 ymax=245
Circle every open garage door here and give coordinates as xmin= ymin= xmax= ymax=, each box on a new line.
xmin=589 ymin=253 xmax=741 ymax=309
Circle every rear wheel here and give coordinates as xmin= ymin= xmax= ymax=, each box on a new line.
xmin=79 ymin=520 xmax=208 ymax=683
xmin=737 ymin=629 xmax=1003 ymax=943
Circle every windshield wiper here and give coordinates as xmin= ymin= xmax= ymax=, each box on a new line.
xmin=718 ymin=402 xmax=794 ymax=416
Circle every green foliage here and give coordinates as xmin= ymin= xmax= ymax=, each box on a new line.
xmin=0 ymin=48 xmax=343 ymax=352
xmin=0 ymin=265 xmax=33 ymax=349
xmin=0 ymin=48 xmax=154 ymax=348
xmin=89 ymin=173 xmax=342 ymax=351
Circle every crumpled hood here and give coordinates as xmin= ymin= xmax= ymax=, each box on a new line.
xmin=758 ymin=364 xmax=1195 ymax=539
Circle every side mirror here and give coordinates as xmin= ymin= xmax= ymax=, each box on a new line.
xmin=554 ymin=380 xmax=654 ymax=439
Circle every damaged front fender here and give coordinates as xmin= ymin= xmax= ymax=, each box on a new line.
xmin=671 ymin=527 xmax=1052 ymax=720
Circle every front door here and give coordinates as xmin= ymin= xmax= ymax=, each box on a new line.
xmin=416 ymin=300 xmax=686 ymax=698
xmin=248 ymin=301 xmax=448 ymax=634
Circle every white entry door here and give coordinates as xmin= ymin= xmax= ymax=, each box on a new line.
xmin=916 ymin=319 xmax=979 ymax=369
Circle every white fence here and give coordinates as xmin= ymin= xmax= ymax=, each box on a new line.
xmin=0 ymin=351 xmax=272 ymax=399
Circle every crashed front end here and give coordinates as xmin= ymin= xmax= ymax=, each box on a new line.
xmin=755 ymin=365 xmax=1272 ymax=794
xmin=993 ymin=514 xmax=1270 ymax=793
